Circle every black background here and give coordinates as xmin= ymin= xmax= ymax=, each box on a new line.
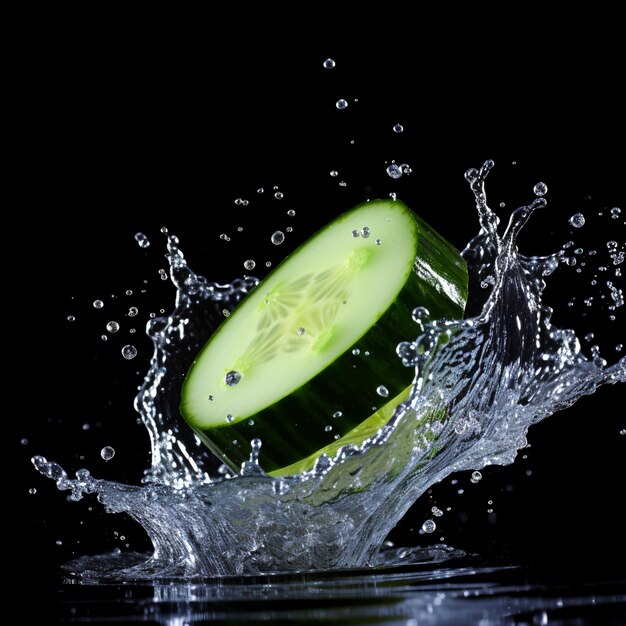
xmin=14 ymin=28 xmax=624 ymax=592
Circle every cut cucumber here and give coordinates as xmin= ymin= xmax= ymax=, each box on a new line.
xmin=181 ymin=199 xmax=467 ymax=474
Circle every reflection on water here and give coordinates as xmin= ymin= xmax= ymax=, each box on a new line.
xmin=54 ymin=560 xmax=625 ymax=625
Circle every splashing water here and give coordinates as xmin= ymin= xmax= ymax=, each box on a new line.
xmin=32 ymin=161 xmax=624 ymax=580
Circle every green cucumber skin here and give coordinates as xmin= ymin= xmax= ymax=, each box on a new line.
xmin=189 ymin=219 xmax=467 ymax=474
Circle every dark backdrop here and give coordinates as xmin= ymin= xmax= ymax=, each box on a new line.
xmin=14 ymin=33 xmax=624 ymax=589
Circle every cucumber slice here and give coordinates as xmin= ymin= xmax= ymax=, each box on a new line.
xmin=181 ymin=199 xmax=467 ymax=474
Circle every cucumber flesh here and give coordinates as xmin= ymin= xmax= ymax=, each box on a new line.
xmin=181 ymin=199 xmax=467 ymax=474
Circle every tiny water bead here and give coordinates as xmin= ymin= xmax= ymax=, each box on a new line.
xmin=470 ymin=471 xmax=483 ymax=483
xmin=332 ymin=411 xmax=342 ymax=418
xmin=324 ymin=425 xmax=333 ymax=432
xmin=106 ymin=321 xmax=120 ymax=333
xmin=431 ymin=506 xmax=443 ymax=517
xmin=121 ymin=345 xmax=137 ymax=360
xmin=67 ymin=315 xmax=75 ymax=322
xmin=244 ymin=259 xmax=256 ymax=271
xmin=611 ymin=207 xmax=621 ymax=218
xmin=159 ymin=269 xmax=168 ymax=280
xmin=220 ymin=233 xmax=231 ymax=241
xmin=412 ymin=306 xmax=430 ymax=323
xmin=335 ymin=99 xmax=348 ymax=110
xmin=330 ymin=170 xmax=338 ymax=177
xmin=393 ymin=123 xmax=404 ymax=133
xmin=533 ymin=182 xmax=548 ymax=196
xmin=93 ymin=299 xmax=104 ymax=309
xmin=287 ymin=209 xmax=296 ymax=217
xmin=361 ymin=226 xmax=370 ymax=238
xmin=569 ymin=212 xmax=586 ymax=228
xmin=225 ymin=370 xmax=242 ymax=386
xmin=421 ymin=519 xmax=436 ymax=533
xmin=274 ymin=192 xmax=283 ymax=200
xmin=100 ymin=446 xmax=115 ymax=461
xmin=29 ymin=488 xmax=37 ymax=495
xmin=376 ymin=385 xmax=389 ymax=397
xmin=271 ymin=231 xmax=285 ymax=245
xmin=620 ymin=429 xmax=626 ymax=435
xmin=128 ymin=307 xmax=138 ymax=317
xmin=323 ymin=58 xmax=335 ymax=69
xmin=134 ymin=232 xmax=150 ymax=248
xmin=386 ymin=163 xmax=402 ymax=179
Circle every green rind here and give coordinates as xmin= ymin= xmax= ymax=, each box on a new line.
xmin=182 ymin=200 xmax=467 ymax=474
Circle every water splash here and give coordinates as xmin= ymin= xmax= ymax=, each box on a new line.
xmin=33 ymin=162 xmax=624 ymax=579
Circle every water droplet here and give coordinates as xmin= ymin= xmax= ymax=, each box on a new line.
xmin=351 ymin=229 xmax=360 ymax=238
xmin=248 ymin=419 xmax=255 ymax=426
xmin=67 ymin=315 xmax=75 ymax=322
xmin=226 ymin=414 xmax=234 ymax=423
xmin=332 ymin=411 xmax=342 ymax=418
xmin=29 ymin=488 xmax=37 ymax=495
xmin=244 ymin=259 xmax=256 ymax=270
xmin=93 ymin=300 xmax=104 ymax=309
xmin=134 ymin=232 xmax=150 ymax=248
xmin=100 ymin=446 xmax=115 ymax=461
xmin=361 ymin=226 xmax=370 ymax=238
xmin=569 ymin=212 xmax=585 ymax=228
xmin=323 ymin=58 xmax=335 ymax=69
xmin=287 ymin=209 xmax=296 ymax=217
xmin=620 ymin=429 xmax=626 ymax=435
xmin=400 ymin=163 xmax=412 ymax=175
xmin=584 ymin=333 xmax=595 ymax=342
xmin=376 ymin=385 xmax=389 ymax=397
xmin=106 ymin=321 xmax=119 ymax=333
xmin=101 ymin=335 xmax=107 ymax=341
xmin=431 ymin=506 xmax=443 ymax=517
xmin=335 ymin=99 xmax=348 ymax=110
xmin=125 ymin=290 xmax=133 ymax=296
xmin=533 ymin=182 xmax=548 ymax=196
xmin=412 ymin=307 xmax=430 ymax=323
xmin=296 ymin=327 xmax=306 ymax=336
xmin=324 ymin=425 xmax=332 ymax=432
xmin=160 ymin=226 xmax=168 ymax=234
xmin=220 ymin=233 xmax=231 ymax=241
xmin=330 ymin=170 xmax=338 ymax=177
xmin=375 ymin=239 xmax=382 ymax=246
xmin=352 ymin=348 xmax=360 ymax=356
xmin=225 ymin=370 xmax=242 ymax=386
xmin=121 ymin=345 xmax=137 ymax=360
xmin=271 ymin=231 xmax=285 ymax=245
xmin=274 ymin=192 xmax=283 ymax=200
xmin=20 ymin=438 xmax=28 ymax=445
xmin=159 ymin=269 xmax=168 ymax=280
xmin=610 ymin=207 xmax=621 ymax=219
xmin=393 ymin=123 xmax=404 ymax=133
xmin=285 ymin=226 xmax=293 ymax=233
xmin=265 ymin=261 xmax=272 ymax=267
xmin=128 ymin=307 xmax=138 ymax=317
xmin=471 ymin=470 xmax=483 ymax=483
xmin=386 ymin=163 xmax=402 ymax=179
xmin=422 ymin=519 xmax=436 ymax=533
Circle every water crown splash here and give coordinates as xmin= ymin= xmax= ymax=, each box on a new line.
xmin=32 ymin=161 xmax=624 ymax=579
